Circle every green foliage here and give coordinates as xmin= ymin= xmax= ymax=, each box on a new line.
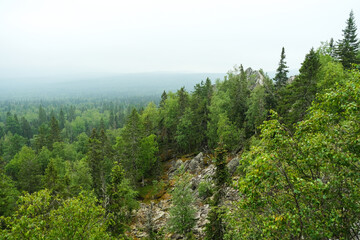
xmin=141 ymin=102 xmax=159 ymax=135
xmin=87 ymin=128 xmax=107 ymax=200
xmin=0 ymin=172 xmax=20 ymax=216
xmin=277 ymin=48 xmax=321 ymax=125
xmin=217 ymin=114 xmax=242 ymax=152
xmin=229 ymin=69 xmax=360 ymax=239
xmin=5 ymin=146 xmax=42 ymax=193
xmin=205 ymin=205 xmax=227 ymax=240
xmin=198 ymin=178 xmax=213 ymax=199
xmin=207 ymin=85 xmax=231 ymax=149
xmin=336 ymin=10 xmax=360 ymax=68
xmin=1 ymin=189 xmax=111 ymax=239
xmin=117 ymin=108 xmax=144 ymax=183
xmin=168 ymin=167 xmax=196 ymax=236
xmin=139 ymin=134 xmax=159 ymax=181
xmin=245 ymin=85 xmax=267 ymax=135
xmin=107 ymin=162 xmax=139 ymax=236
xmin=175 ymin=107 xmax=196 ymax=153
xmin=227 ymin=65 xmax=250 ymax=129
xmin=274 ymin=47 xmax=289 ymax=89
xmin=205 ymin=147 xmax=230 ymax=240
xmin=1 ymin=133 xmax=27 ymax=163
xmin=65 ymin=158 xmax=93 ymax=195
xmin=48 ymin=116 xmax=61 ymax=148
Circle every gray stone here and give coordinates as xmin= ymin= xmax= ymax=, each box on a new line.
xmin=227 ymin=157 xmax=239 ymax=175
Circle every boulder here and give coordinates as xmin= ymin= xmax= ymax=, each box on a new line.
xmin=227 ymin=157 xmax=239 ymax=175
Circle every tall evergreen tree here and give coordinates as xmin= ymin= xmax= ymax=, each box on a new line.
xmin=205 ymin=147 xmax=230 ymax=240
xmin=106 ymin=162 xmax=138 ymax=237
xmin=59 ymin=109 xmax=65 ymax=130
xmin=288 ymin=48 xmax=320 ymax=123
xmin=38 ymin=105 xmax=47 ymax=126
xmin=336 ymin=10 xmax=360 ymax=68
xmin=228 ymin=65 xmax=249 ymax=129
xmin=118 ymin=108 xmax=144 ymax=184
xmin=87 ymin=128 xmax=105 ymax=200
xmin=20 ymin=117 xmax=32 ymax=140
xmin=274 ymin=47 xmax=289 ymax=89
xmin=49 ymin=116 xmax=61 ymax=148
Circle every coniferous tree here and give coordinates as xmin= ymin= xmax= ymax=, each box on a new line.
xmin=38 ymin=105 xmax=47 ymax=126
xmin=287 ymin=48 xmax=320 ymax=123
xmin=49 ymin=116 xmax=61 ymax=148
xmin=34 ymin=124 xmax=49 ymax=153
xmin=20 ymin=117 xmax=32 ymax=140
xmin=190 ymin=78 xmax=213 ymax=149
xmin=160 ymin=91 xmax=168 ymax=109
xmin=59 ymin=109 xmax=65 ymax=130
xmin=336 ymin=10 xmax=360 ymax=68
xmin=5 ymin=112 xmax=21 ymax=135
xmin=274 ymin=47 xmax=289 ymax=90
xmin=117 ymin=108 xmax=144 ymax=184
xmin=228 ymin=65 xmax=249 ymax=129
xmin=106 ymin=162 xmax=138 ymax=237
xmin=205 ymin=147 xmax=230 ymax=240
xmin=88 ymin=128 xmax=105 ymax=200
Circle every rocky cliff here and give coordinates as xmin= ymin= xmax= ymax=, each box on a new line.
xmin=129 ymin=153 xmax=240 ymax=239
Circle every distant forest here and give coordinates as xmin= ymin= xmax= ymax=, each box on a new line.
xmin=1 ymin=11 xmax=360 ymax=240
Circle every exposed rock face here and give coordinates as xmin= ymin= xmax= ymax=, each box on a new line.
xmin=245 ymin=67 xmax=266 ymax=88
xmin=130 ymin=152 xmax=240 ymax=239
xmin=227 ymin=157 xmax=239 ymax=175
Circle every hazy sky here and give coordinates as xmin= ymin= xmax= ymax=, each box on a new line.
xmin=0 ymin=0 xmax=359 ymax=78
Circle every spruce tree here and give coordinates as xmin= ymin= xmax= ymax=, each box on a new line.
xmin=274 ymin=47 xmax=289 ymax=89
xmin=87 ymin=128 xmax=104 ymax=200
xmin=288 ymin=48 xmax=320 ymax=123
xmin=336 ymin=10 xmax=360 ymax=68
xmin=205 ymin=147 xmax=230 ymax=240
xmin=38 ymin=105 xmax=47 ymax=126
xmin=20 ymin=117 xmax=32 ymax=140
xmin=49 ymin=116 xmax=61 ymax=148
xmin=59 ymin=109 xmax=65 ymax=130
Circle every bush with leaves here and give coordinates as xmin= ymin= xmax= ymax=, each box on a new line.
xmin=198 ymin=178 xmax=213 ymax=200
xmin=1 ymin=189 xmax=111 ymax=239
xmin=228 ymin=68 xmax=360 ymax=239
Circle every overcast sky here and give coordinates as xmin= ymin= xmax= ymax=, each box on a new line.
xmin=0 ymin=0 xmax=359 ymax=79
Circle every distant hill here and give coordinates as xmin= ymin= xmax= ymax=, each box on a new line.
xmin=0 ymin=72 xmax=225 ymax=100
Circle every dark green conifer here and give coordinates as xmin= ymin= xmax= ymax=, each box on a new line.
xmin=336 ymin=10 xmax=360 ymax=68
xmin=59 ymin=109 xmax=65 ymax=129
xmin=274 ymin=47 xmax=289 ymax=89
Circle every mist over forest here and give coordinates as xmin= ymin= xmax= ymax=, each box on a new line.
xmin=1 ymin=1 xmax=360 ymax=239
xmin=0 ymin=72 xmax=225 ymax=100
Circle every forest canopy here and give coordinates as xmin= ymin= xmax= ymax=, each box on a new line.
xmin=1 ymin=10 xmax=360 ymax=240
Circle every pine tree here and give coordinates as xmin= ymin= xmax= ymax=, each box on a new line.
xmin=336 ymin=10 xmax=360 ymax=68
xmin=274 ymin=47 xmax=289 ymax=89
